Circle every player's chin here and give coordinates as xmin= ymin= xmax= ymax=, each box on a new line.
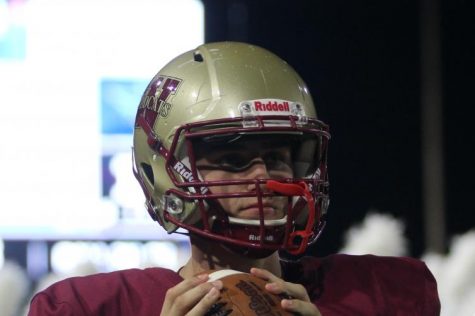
xmin=238 ymin=207 xmax=285 ymax=221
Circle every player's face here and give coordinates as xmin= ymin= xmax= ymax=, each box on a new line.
xmin=195 ymin=137 xmax=293 ymax=220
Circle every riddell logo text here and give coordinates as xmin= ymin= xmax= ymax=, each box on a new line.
xmin=173 ymin=162 xmax=195 ymax=182
xmin=254 ymin=101 xmax=290 ymax=112
xmin=173 ymin=162 xmax=208 ymax=194
xmin=249 ymin=234 xmax=274 ymax=241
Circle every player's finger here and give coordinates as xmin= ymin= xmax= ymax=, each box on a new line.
xmin=162 ymin=274 xmax=221 ymax=315
xmin=266 ymin=280 xmax=310 ymax=301
xmin=169 ymin=280 xmax=223 ymax=315
xmin=186 ymin=286 xmax=222 ymax=316
xmin=250 ymin=268 xmax=321 ymax=315
xmin=249 ymin=267 xmax=275 ymax=281
xmin=281 ymin=298 xmax=322 ymax=316
xmin=250 ymin=268 xmax=310 ymax=301
xmin=164 ymin=274 xmax=209 ymax=302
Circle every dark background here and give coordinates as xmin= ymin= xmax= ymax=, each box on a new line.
xmin=202 ymin=0 xmax=475 ymax=257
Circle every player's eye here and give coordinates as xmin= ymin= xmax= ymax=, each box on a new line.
xmin=216 ymin=153 xmax=253 ymax=171
xmin=263 ymin=151 xmax=292 ymax=173
xmin=197 ymin=150 xmax=293 ymax=175
xmin=197 ymin=153 xmax=256 ymax=172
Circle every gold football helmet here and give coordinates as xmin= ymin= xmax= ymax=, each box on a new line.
xmin=133 ymin=42 xmax=330 ymax=255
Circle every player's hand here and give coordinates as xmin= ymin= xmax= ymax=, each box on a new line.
xmin=160 ymin=273 xmax=223 ymax=316
xmin=250 ymin=267 xmax=322 ymax=316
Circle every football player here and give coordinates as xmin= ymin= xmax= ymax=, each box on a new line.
xmin=28 ymin=42 xmax=440 ymax=316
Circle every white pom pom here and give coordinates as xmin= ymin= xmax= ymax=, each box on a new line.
xmin=339 ymin=212 xmax=408 ymax=256
xmin=421 ymin=230 xmax=475 ymax=316
xmin=444 ymin=230 xmax=475 ymax=298
xmin=0 ymin=261 xmax=30 ymax=316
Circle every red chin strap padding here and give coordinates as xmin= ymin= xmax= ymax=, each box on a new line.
xmin=266 ymin=180 xmax=317 ymax=255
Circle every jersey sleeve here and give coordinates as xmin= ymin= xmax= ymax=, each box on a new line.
xmin=284 ymin=254 xmax=440 ymax=315
xmin=28 ymin=292 xmax=81 ymax=316
xmin=26 ymin=267 xmax=182 ymax=316
xmin=373 ymin=256 xmax=441 ymax=315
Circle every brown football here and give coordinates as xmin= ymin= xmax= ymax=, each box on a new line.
xmin=205 ymin=269 xmax=294 ymax=316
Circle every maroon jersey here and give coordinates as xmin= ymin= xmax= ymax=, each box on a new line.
xmin=28 ymin=254 xmax=440 ymax=315
xmin=282 ymin=255 xmax=440 ymax=315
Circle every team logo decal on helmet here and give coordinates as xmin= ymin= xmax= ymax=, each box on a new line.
xmin=135 ymin=76 xmax=182 ymax=129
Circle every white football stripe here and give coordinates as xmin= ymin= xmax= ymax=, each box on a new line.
xmin=207 ymin=269 xmax=245 ymax=282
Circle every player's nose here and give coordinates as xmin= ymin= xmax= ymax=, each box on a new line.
xmin=246 ymin=158 xmax=272 ymax=192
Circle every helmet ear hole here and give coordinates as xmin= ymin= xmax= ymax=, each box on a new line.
xmin=140 ymin=163 xmax=154 ymax=185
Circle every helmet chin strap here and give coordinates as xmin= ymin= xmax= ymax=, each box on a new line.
xmin=266 ymin=180 xmax=317 ymax=255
